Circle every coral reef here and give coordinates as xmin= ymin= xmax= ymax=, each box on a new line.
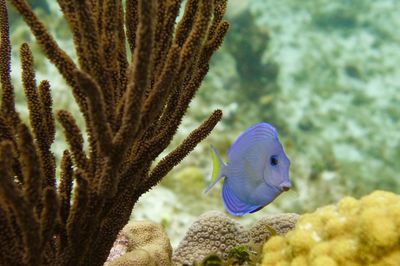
xmin=0 ymin=0 xmax=229 ymax=265
xmin=106 ymin=221 xmax=172 ymax=266
xmin=261 ymin=190 xmax=400 ymax=266
xmin=172 ymin=211 xmax=298 ymax=265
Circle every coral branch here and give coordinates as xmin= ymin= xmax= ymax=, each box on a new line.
xmin=58 ymin=150 xmax=73 ymax=247
xmin=0 ymin=0 xmax=19 ymax=125
xmin=40 ymin=188 xmax=59 ymax=250
xmin=209 ymin=0 xmax=228 ymax=36
xmin=175 ymin=0 xmax=200 ymax=47
xmin=57 ymin=110 xmax=89 ymax=173
xmin=140 ymin=44 xmax=181 ymax=129
xmin=9 ymin=0 xmax=78 ymax=87
xmin=0 ymin=201 xmax=23 ymax=264
xmin=21 ymin=43 xmax=56 ymax=188
xmin=152 ymin=0 xmax=182 ymax=77
xmin=74 ymin=70 xmax=112 ymax=156
xmin=125 ymin=0 xmax=139 ymax=54
xmin=115 ymin=0 xmax=156 ymax=149
xmin=147 ymin=109 xmax=222 ymax=189
xmin=37 ymin=80 xmax=55 ymax=146
xmin=16 ymin=123 xmax=43 ymax=214
xmin=0 ymin=137 xmax=42 ymax=265
xmin=65 ymin=170 xmax=90 ymax=264
xmin=10 ymin=0 xmax=89 ymax=117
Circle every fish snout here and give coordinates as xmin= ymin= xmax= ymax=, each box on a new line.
xmin=279 ymin=181 xmax=291 ymax=192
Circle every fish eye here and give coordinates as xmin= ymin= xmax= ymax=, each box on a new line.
xmin=270 ymin=155 xmax=278 ymax=166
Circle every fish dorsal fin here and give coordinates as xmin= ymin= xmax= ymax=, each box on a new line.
xmin=222 ymin=181 xmax=263 ymax=216
xmin=228 ymin=123 xmax=277 ymax=161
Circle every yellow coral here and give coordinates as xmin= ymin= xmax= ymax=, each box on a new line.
xmin=287 ymin=229 xmax=318 ymax=255
xmin=311 ymin=255 xmax=337 ymax=266
xmin=291 ymin=255 xmax=308 ymax=266
xmin=261 ymin=190 xmax=400 ymax=266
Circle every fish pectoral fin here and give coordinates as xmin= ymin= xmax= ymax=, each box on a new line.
xmin=222 ymin=181 xmax=263 ymax=216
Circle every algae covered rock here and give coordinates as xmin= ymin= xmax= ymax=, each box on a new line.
xmin=173 ymin=211 xmax=298 ymax=265
xmin=261 ymin=190 xmax=400 ymax=266
xmin=106 ymin=221 xmax=172 ymax=266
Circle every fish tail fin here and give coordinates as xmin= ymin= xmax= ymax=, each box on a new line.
xmin=204 ymin=145 xmax=226 ymax=194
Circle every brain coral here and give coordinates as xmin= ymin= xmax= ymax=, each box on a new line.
xmin=105 ymin=221 xmax=172 ymax=266
xmin=261 ymin=190 xmax=400 ymax=266
xmin=173 ymin=211 xmax=249 ymax=265
xmin=173 ymin=211 xmax=298 ymax=265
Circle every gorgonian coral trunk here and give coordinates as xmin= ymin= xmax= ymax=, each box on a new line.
xmin=0 ymin=0 xmax=229 ymax=265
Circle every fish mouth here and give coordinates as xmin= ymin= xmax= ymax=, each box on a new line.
xmin=279 ymin=181 xmax=291 ymax=192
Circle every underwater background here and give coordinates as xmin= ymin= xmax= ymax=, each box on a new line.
xmin=8 ymin=0 xmax=400 ymax=248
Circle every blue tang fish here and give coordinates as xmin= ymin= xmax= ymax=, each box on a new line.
xmin=205 ymin=122 xmax=291 ymax=216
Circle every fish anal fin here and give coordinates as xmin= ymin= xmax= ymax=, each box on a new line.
xmin=222 ymin=181 xmax=262 ymax=216
xmin=250 ymin=206 xmax=265 ymax=213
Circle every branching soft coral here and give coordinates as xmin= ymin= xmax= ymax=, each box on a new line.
xmin=0 ymin=0 xmax=229 ymax=265
xmin=261 ymin=190 xmax=400 ymax=266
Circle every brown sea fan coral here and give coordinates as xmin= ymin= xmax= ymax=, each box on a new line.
xmin=0 ymin=0 xmax=229 ymax=265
